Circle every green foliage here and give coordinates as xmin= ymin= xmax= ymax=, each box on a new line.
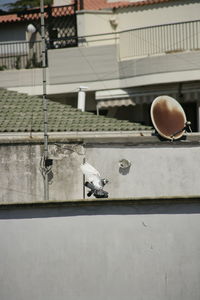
xmin=6 ymin=0 xmax=53 ymax=12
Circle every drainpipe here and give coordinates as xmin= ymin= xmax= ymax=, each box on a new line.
xmin=78 ymin=86 xmax=88 ymax=112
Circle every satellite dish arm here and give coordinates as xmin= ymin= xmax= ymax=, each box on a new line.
xmin=171 ymin=121 xmax=192 ymax=139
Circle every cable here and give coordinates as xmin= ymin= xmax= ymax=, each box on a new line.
xmin=39 ymin=153 xmax=54 ymax=185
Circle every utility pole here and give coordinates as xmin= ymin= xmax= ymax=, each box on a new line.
xmin=40 ymin=0 xmax=49 ymax=200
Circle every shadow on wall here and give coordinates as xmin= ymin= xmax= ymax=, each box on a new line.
xmin=0 ymin=200 xmax=200 ymax=220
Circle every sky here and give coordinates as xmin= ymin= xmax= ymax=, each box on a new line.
xmin=0 ymin=0 xmax=17 ymax=10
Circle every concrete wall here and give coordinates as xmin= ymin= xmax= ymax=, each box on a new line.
xmin=119 ymin=51 xmax=200 ymax=80
xmin=0 ymin=68 xmax=43 ymax=91
xmin=77 ymin=10 xmax=117 ymax=46
xmin=0 ymin=200 xmax=200 ymax=300
xmin=0 ymin=134 xmax=200 ymax=203
xmin=0 ymin=142 xmax=83 ymax=203
xmin=85 ymin=142 xmax=200 ymax=199
xmin=2 ymin=45 xmax=200 ymax=97
xmin=48 ymin=44 xmax=119 ymax=86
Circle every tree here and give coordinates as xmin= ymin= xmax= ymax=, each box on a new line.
xmin=5 ymin=0 xmax=53 ymax=12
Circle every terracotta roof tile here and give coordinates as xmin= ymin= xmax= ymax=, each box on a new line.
xmin=0 ymin=89 xmax=151 ymax=133
xmin=0 ymin=13 xmax=20 ymax=23
xmin=0 ymin=5 xmax=75 ymax=24
xmin=106 ymin=0 xmax=179 ymax=9
xmin=0 ymin=0 xmax=179 ymax=23
xmin=76 ymin=0 xmax=179 ymax=10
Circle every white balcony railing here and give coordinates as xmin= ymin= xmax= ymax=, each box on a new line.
xmin=0 ymin=40 xmax=42 ymax=70
xmin=119 ymin=20 xmax=200 ymax=60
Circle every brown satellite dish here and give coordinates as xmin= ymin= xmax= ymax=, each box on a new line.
xmin=151 ymin=95 xmax=188 ymax=140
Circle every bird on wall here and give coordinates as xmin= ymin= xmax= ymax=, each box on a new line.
xmin=80 ymin=162 xmax=109 ymax=198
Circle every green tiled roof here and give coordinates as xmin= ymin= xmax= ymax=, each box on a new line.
xmin=0 ymin=89 xmax=151 ymax=132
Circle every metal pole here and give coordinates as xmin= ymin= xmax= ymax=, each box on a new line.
xmin=40 ymin=0 xmax=49 ymax=200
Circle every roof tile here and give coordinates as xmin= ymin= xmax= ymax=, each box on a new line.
xmin=0 ymin=1 xmax=179 ymax=24
xmin=76 ymin=0 xmax=179 ymax=10
xmin=0 ymin=89 xmax=151 ymax=133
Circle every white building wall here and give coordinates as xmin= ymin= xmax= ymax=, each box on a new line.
xmin=85 ymin=143 xmax=200 ymax=199
xmin=0 ymin=201 xmax=200 ymax=300
xmin=77 ymin=10 xmax=117 ymax=47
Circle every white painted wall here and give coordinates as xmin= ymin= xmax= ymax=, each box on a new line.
xmin=85 ymin=144 xmax=200 ymax=199
xmin=0 ymin=201 xmax=200 ymax=300
xmin=77 ymin=10 xmax=117 ymax=46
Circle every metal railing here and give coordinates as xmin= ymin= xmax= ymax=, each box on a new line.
xmin=0 ymin=40 xmax=42 ymax=70
xmin=119 ymin=20 xmax=200 ymax=60
xmin=1 ymin=19 xmax=200 ymax=70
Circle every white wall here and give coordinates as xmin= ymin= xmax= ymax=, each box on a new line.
xmin=77 ymin=10 xmax=117 ymax=46
xmin=0 ymin=201 xmax=200 ymax=300
xmin=85 ymin=144 xmax=200 ymax=199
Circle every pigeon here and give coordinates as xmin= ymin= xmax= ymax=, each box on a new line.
xmin=80 ymin=162 xmax=109 ymax=198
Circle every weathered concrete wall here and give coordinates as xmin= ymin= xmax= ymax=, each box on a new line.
xmin=0 ymin=144 xmax=44 ymax=203
xmin=0 ymin=201 xmax=200 ymax=300
xmin=0 ymin=133 xmax=200 ymax=203
xmin=0 ymin=142 xmax=84 ymax=203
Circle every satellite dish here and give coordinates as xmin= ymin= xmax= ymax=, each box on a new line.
xmin=151 ymin=95 xmax=188 ymax=140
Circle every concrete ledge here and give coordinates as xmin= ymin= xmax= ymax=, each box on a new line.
xmin=0 ymin=195 xmax=200 ymax=210
xmin=0 ymin=131 xmax=200 ymax=145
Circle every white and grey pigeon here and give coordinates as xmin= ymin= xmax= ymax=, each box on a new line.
xmin=80 ymin=162 xmax=108 ymax=198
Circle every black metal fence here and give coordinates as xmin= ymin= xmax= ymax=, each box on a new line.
xmin=18 ymin=4 xmax=78 ymax=49
xmin=0 ymin=4 xmax=77 ymax=70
